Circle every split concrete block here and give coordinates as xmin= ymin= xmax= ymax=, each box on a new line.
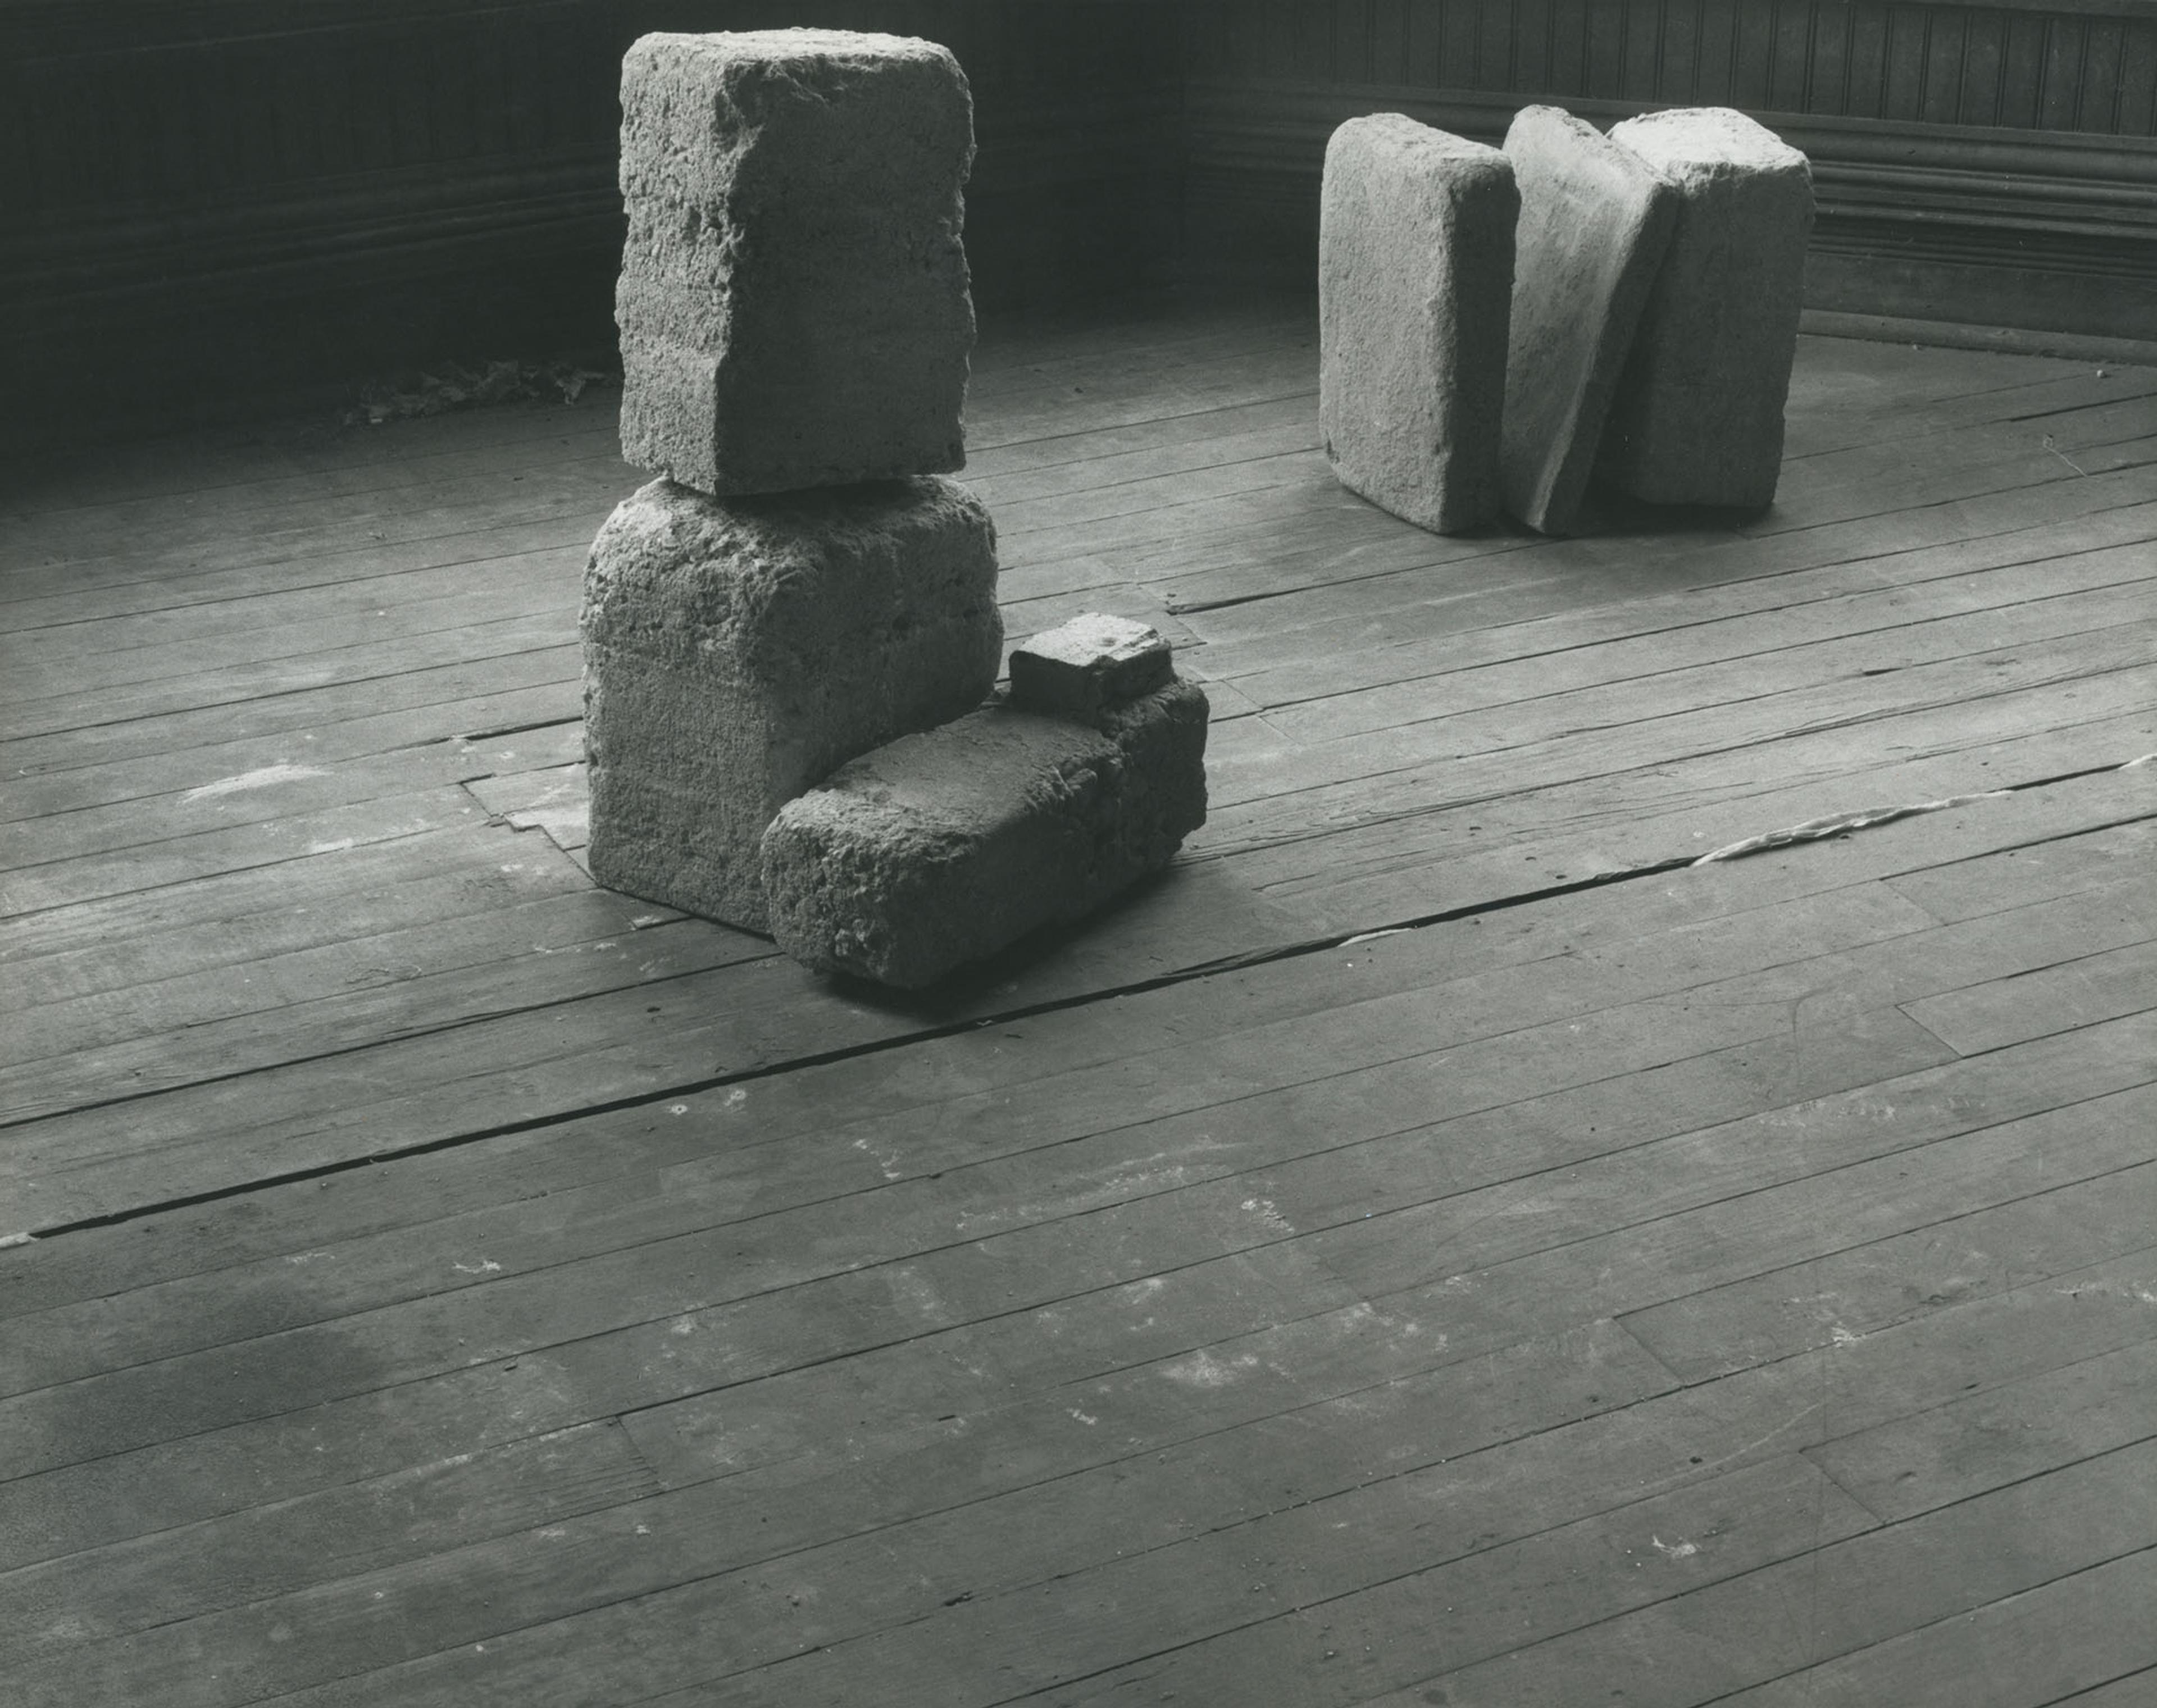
xmin=581 ymin=475 xmax=1002 ymax=931
xmin=761 ymin=680 xmax=1210 ymax=988
xmin=616 ymin=29 xmax=975 ymax=496
xmin=1597 ymin=107 xmax=1815 ymax=511
xmin=1499 ymin=105 xmax=1678 ymax=536
xmin=1319 ymin=113 xmax=1518 ymax=534
xmin=1009 ymin=613 xmax=1173 ymax=721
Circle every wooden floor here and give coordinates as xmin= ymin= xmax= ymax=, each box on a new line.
xmin=2 ymin=296 xmax=2154 ymax=1707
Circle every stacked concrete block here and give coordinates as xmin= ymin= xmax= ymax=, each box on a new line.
xmin=1596 ymin=107 xmax=1815 ymax=511
xmin=583 ymin=476 xmax=1002 ymax=931
xmin=1319 ymin=114 xmax=1518 ymax=534
xmin=1499 ymin=105 xmax=1678 ymax=536
xmin=615 ymin=30 xmax=975 ymax=497
xmin=589 ymin=31 xmax=1213 ymax=980
xmin=586 ymin=29 xmax=1004 ymax=934
xmin=761 ymin=618 xmax=1208 ymax=988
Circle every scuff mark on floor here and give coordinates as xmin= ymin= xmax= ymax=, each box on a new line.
xmin=184 ymin=764 xmax=329 ymax=801
xmin=1692 ymin=791 xmax=2013 ymax=865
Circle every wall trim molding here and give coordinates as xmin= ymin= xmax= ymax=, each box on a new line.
xmin=4 ymin=0 xmax=2151 ymax=444
xmin=1183 ymin=78 xmax=2157 ymax=339
xmin=1800 ymin=308 xmax=2157 ymax=368
xmin=5 ymin=83 xmax=1181 ymax=330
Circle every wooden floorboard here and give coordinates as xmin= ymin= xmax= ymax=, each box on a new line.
xmin=1 ymin=294 xmax=2151 ymax=1706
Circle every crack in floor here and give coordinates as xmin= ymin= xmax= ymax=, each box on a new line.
xmin=11 ymin=757 xmax=2147 ymax=1245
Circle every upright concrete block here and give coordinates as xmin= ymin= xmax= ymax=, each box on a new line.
xmin=582 ymin=475 xmax=1002 ymax=931
xmin=1499 ymin=105 xmax=1678 ymax=536
xmin=1319 ymin=114 xmax=1518 ymax=534
xmin=1596 ymin=107 xmax=1815 ymax=511
xmin=761 ymin=679 xmax=1210 ymax=989
xmin=616 ymin=29 xmax=976 ymax=496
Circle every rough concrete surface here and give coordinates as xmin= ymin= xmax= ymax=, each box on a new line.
xmin=1597 ymin=107 xmax=1815 ymax=510
xmin=1319 ymin=113 xmax=1518 ymax=534
xmin=1009 ymin=612 xmax=1174 ymax=720
xmin=616 ymin=29 xmax=976 ymax=495
xmin=761 ymin=680 xmax=1211 ymax=987
xmin=1499 ymin=104 xmax=1678 ymax=536
xmin=582 ymin=475 xmax=1002 ymax=931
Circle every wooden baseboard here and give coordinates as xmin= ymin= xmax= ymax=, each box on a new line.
xmin=1799 ymin=310 xmax=2157 ymax=371
xmin=1182 ymin=80 xmax=2157 ymax=344
xmin=0 ymin=88 xmax=1182 ymax=449
xmin=0 ymin=0 xmax=1185 ymax=447
xmin=8 ymin=0 xmax=2147 ymax=444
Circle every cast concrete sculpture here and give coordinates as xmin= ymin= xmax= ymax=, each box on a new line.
xmin=1596 ymin=107 xmax=1815 ymax=510
xmin=1499 ymin=104 xmax=1678 ymax=536
xmin=762 ymin=618 xmax=1208 ymax=988
xmin=1319 ymin=113 xmax=1518 ymax=534
xmin=583 ymin=475 xmax=1002 ymax=931
xmin=615 ymin=29 xmax=976 ymax=495
xmin=591 ymin=32 xmax=1212 ymax=983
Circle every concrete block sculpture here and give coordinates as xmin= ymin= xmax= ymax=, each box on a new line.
xmin=1319 ymin=113 xmax=1518 ymax=534
xmin=1499 ymin=105 xmax=1678 ymax=536
xmin=1596 ymin=107 xmax=1815 ymax=511
xmin=616 ymin=29 xmax=976 ymax=495
xmin=590 ymin=32 xmax=1211 ymax=986
xmin=762 ymin=618 xmax=1208 ymax=988
xmin=583 ymin=475 xmax=1001 ymax=931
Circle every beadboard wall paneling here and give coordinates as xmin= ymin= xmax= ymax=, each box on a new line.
xmin=4 ymin=1 xmax=2151 ymax=446
xmin=1180 ymin=0 xmax=2157 ymax=134
xmin=1180 ymin=1 xmax=2157 ymax=342
xmin=0 ymin=0 xmax=1181 ymax=442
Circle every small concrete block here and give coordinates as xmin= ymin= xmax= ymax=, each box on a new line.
xmin=1009 ymin=613 xmax=1174 ymax=719
xmin=581 ymin=475 xmax=1002 ymax=931
xmin=1597 ymin=107 xmax=1815 ymax=510
xmin=1319 ymin=113 xmax=1518 ymax=534
xmin=616 ymin=29 xmax=975 ymax=495
xmin=761 ymin=680 xmax=1211 ymax=987
xmin=1499 ymin=105 xmax=1678 ymax=536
